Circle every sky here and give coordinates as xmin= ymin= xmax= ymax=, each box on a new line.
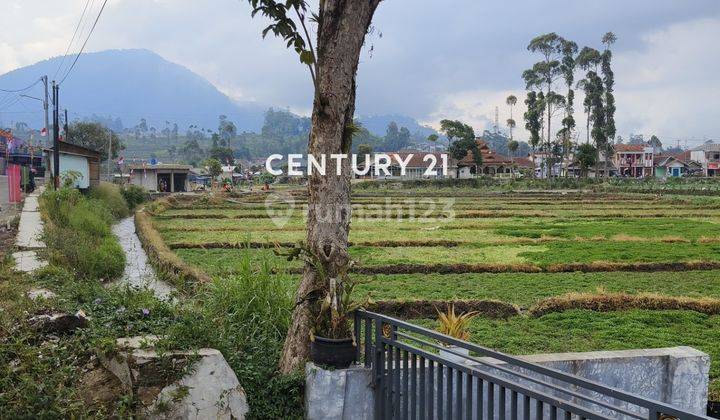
xmin=1 ymin=0 xmax=719 ymax=146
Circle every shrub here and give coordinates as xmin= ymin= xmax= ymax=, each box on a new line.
xmin=40 ymin=188 xmax=84 ymax=226
xmin=67 ymin=200 xmax=114 ymax=237
xmin=33 ymin=265 xmax=75 ymax=286
xmin=41 ymin=186 xmax=126 ymax=281
xmin=89 ymin=182 xmax=130 ymax=219
xmin=121 ymin=184 xmax=148 ymax=210
xmin=46 ymin=229 xmax=125 ymax=280
xmin=145 ymin=200 xmax=168 ymax=215
xmin=162 ymin=253 xmax=301 ymax=418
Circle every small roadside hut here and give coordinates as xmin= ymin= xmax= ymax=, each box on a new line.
xmin=45 ymin=142 xmax=102 ymax=189
xmin=127 ymin=163 xmax=191 ymax=193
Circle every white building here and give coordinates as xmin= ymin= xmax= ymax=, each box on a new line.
xmin=127 ymin=164 xmax=191 ymax=192
xmin=690 ymin=143 xmax=720 ymax=176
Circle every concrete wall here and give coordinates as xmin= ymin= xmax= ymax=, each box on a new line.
xmin=306 ymin=347 xmax=709 ymax=419
xmin=130 ymin=171 xmax=157 ymax=192
xmin=306 ymin=363 xmax=374 ymax=420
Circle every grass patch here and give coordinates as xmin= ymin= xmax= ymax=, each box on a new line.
xmin=530 ymin=291 xmax=720 ymax=316
xmin=521 ymin=241 xmax=720 ymax=266
xmin=40 ymin=187 xmax=125 ymax=280
xmin=495 ymin=217 xmax=719 ymax=241
xmin=353 ymin=270 xmax=720 ymax=307
xmin=416 ymin=309 xmax=720 ymax=399
xmin=89 ymin=182 xmax=130 ymax=219
xmin=159 ymin=254 xmax=302 ymax=419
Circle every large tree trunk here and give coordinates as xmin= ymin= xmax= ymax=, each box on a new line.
xmin=604 ymin=144 xmax=610 ymax=178
xmin=546 ymin=87 xmax=552 ymax=180
xmin=279 ymin=0 xmax=381 ymax=374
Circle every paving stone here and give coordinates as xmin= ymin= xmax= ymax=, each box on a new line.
xmin=13 ymin=250 xmax=48 ymax=273
xmin=23 ymin=195 xmax=39 ymax=212
xmin=16 ymin=211 xmax=44 ymax=249
xmin=27 ymin=288 xmax=57 ymax=300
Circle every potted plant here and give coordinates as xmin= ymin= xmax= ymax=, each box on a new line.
xmin=436 ymin=304 xmax=478 ymax=364
xmin=275 ymin=242 xmax=369 ymax=369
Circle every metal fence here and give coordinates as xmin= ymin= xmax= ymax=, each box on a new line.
xmin=354 ymin=310 xmax=709 ymax=420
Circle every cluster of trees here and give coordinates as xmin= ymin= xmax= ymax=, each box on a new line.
xmin=353 ymin=121 xmax=414 ymax=154
xmin=126 ymin=118 xmax=180 ymax=141
xmin=428 ymin=117 xmax=531 ymax=169
xmin=66 ymin=121 xmax=124 ymax=160
xmin=521 ymin=32 xmax=617 ymax=177
xmin=131 ymin=108 xmax=427 ymax=166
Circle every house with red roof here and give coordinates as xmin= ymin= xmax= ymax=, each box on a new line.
xmin=457 ymin=139 xmax=528 ymax=178
xmin=612 ymin=144 xmax=655 ymax=177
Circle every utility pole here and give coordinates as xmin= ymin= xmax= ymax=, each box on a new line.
xmin=107 ymin=133 xmax=112 ymax=182
xmin=42 ymin=76 xmax=50 ymax=149
xmin=64 ymin=109 xmax=69 ymax=140
xmin=52 ymin=81 xmax=60 ymax=189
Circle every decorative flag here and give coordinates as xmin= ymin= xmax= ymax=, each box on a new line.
xmin=40 ymin=127 xmax=48 ymax=137
xmin=117 ymin=156 xmax=125 ymax=165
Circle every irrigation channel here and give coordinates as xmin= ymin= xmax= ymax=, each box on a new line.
xmin=112 ymin=216 xmax=175 ymax=301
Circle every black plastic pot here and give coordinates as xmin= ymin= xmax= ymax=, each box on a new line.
xmin=708 ymin=401 xmax=720 ymax=419
xmin=310 ymin=336 xmax=356 ymax=368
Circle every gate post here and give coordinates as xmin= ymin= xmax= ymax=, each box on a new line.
xmin=374 ymin=317 xmax=384 ymax=419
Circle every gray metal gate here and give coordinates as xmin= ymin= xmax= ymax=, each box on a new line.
xmin=354 ymin=310 xmax=709 ymax=420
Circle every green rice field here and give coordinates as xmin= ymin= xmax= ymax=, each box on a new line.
xmin=150 ymin=190 xmax=720 ymax=397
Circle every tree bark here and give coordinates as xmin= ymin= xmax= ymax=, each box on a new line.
xmin=546 ymin=87 xmax=552 ymax=180
xmin=279 ymin=0 xmax=381 ymax=374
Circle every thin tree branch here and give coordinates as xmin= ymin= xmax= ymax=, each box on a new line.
xmin=294 ymin=6 xmax=318 ymax=90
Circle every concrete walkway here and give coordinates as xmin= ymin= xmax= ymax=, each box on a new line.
xmin=13 ymin=187 xmax=47 ymax=273
xmin=111 ymin=216 xmax=175 ymax=301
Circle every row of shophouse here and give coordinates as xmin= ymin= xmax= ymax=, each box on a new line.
xmin=365 ymin=138 xmax=719 ymax=180
xmin=570 ymin=142 xmax=717 ymax=179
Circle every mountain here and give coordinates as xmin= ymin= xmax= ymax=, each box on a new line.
xmin=0 ymin=49 xmax=265 ymax=132
xmin=358 ymin=114 xmax=438 ymax=139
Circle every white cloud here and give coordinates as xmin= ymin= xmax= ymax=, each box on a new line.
xmin=0 ymin=43 xmax=21 ymax=74
xmin=422 ymin=89 xmax=527 ymax=138
xmin=613 ymin=17 xmax=720 ymax=144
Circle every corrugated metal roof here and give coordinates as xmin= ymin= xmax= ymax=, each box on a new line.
xmin=691 ymin=143 xmax=720 ymax=152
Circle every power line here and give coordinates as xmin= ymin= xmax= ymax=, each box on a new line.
xmin=58 ymin=0 xmax=110 ymax=86
xmin=53 ymin=0 xmax=94 ymax=81
xmin=0 ymin=78 xmax=42 ymax=93
xmin=0 ymin=96 xmax=23 ymax=112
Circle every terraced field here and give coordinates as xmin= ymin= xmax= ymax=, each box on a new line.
xmin=147 ymin=190 xmax=720 ymax=397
